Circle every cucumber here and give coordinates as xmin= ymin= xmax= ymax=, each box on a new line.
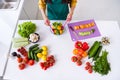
xmin=28 ymin=50 xmax=31 ymax=59
xmin=30 ymin=51 xmax=34 ymax=60
xmin=29 ymin=44 xmax=39 ymax=50
xmin=34 ymin=48 xmax=43 ymax=54
xmin=12 ymin=38 xmax=28 ymax=43
xmin=34 ymin=53 xmax=39 ymax=62
xmin=13 ymin=42 xmax=29 ymax=48
xmin=93 ymin=46 xmax=102 ymax=61
xmin=88 ymin=41 xmax=101 ymax=58
xmin=31 ymin=46 xmax=39 ymax=52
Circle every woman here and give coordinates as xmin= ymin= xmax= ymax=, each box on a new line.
xmin=38 ymin=0 xmax=77 ymax=26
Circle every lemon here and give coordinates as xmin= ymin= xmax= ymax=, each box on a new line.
xmin=41 ymin=56 xmax=47 ymax=61
xmin=41 ymin=46 xmax=48 ymax=51
xmin=42 ymin=51 xmax=48 ymax=56
xmin=37 ymin=53 xmax=42 ymax=58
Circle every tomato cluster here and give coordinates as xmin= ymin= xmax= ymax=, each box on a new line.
xmin=85 ymin=62 xmax=93 ymax=73
xmin=17 ymin=47 xmax=28 ymax=57
xmin=17 ymin=56 xmax=35 ymax=70
xmin=40 ymin=55 xmax=55 ymax=70
xmin=71 ymin=41 xmax=89 ymax=66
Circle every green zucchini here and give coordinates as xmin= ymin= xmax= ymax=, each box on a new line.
xmin=88 ymin=41 xmax=101 ymax=58
xmin=93 ymin=46 xmax=102 ymax=61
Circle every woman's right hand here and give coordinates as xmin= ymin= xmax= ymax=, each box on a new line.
xmin=44 ymin=17 xmax=50 ymax=26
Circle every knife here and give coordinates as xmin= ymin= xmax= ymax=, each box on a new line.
xmin=69 ymin=26 xmax=79 ymax=40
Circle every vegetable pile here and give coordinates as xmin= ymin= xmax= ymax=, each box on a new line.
xmin=51 ymin=22 xmax=64 ymax=35
xmin=18 ymin=22 xmax=36 ymax=38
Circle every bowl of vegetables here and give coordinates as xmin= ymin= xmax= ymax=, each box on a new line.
xmin=50 ymin=22 xmax=64 ymax=35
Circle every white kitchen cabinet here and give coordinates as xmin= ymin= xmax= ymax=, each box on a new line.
xmin=19 ymin=0 xmax=42 ymax=20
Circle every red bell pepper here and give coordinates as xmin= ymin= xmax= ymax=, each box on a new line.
xmin=75 ymin=41 xmax=82 ymax=49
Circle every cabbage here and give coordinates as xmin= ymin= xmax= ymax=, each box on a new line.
xmin=18 ymin=21 xmax=36 ymax=38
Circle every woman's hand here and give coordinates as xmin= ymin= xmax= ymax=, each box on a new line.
xmin=44 ymin=17 xmax=50 ymax=26
xmin=66 ymin=12 xmax=73 ymax=22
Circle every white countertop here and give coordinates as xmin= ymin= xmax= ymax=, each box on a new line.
xmin=0 ymin=0 xmax=24 ymax=77
xmin=3 ymin=20 xmax=120 ymax=80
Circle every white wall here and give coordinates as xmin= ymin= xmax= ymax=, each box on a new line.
xmin=73 ymin=0 xmax=120 ymax=25
xmin=19 ymin=0 xmax=120 ymax=25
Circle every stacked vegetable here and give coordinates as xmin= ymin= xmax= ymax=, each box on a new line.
xmin=51 ymin=22 xmax=64 ymax=35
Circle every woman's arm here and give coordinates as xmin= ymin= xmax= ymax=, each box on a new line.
xmin=38 ymin=0 xmax=50 ymax=26
xmin=66 ymin=0 xmax=77 ymax=22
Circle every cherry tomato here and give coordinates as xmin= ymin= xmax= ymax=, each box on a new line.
xmin=28 ymin=60 xmax=34 ymax=66
xmin=71 ymin=56 xmax=78 ymax=62
xmin=88 ymin=69 xmax=93 ymax=73
xmin=17 ymin=57 xmax=23 ymax=63
xmin=23 ymin=57 xmax=29 ymax=64
xmin=76 ymin=60 xmax=82 ymax=66
xmin=18 ymin=63 xmax=26 ymax=70
xmin=86 ymin=62 xmax=90 ymax=66
xmin=73 ymin=49 xmax=79 ymax=55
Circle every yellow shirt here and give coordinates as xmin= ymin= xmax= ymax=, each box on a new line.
xmin=38 ymin=0 xmax=77 ymax=10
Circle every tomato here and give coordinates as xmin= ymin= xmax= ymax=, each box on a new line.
xmin=28 ymin=60 xmax=34 ymax=66
xmin=23 ymin=57 xmax=29 ymax=64
xmin=78 ymin=48 xmax=84 ymax=55
xmin=76 ymin=60 xmax=82 ymax=66
xmin=85 ymin=66 xmax=89 ymax=70
xmin=17 ymin=57 xmax=23 ymax=63
xmin=73 ymin=48 xmax=79 ymax=55
xmin=18 ymin=63 xmax=26 ymax=70
xmin=86 ymin=62 xmax=90 ymax=66
xmin=71 ymin=56 xmax=78 ymax=62
xmin=88 ymin=69 xmax=93 ymax=73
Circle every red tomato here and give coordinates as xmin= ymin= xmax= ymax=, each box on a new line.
xmin=28 ymin=60 xmax=34 ymax=66
xmin=88 ymin=69 xmax=93 ymax=73
xmin=76 ymin=60 xmax=82 ymax=66
xmin=17 ymin=58 xmax=23 ymax=63
xmin=85 ymin=66 xmax=89 ymax=70
xmin=71 ymin=56 xmax=78 ymax=62
xmin=86 ymin=62 xmax=90 ymax=66
xmin=18 ymin=63 xmax=26 ymax=70
xmin=23 ymin=57 xmax=29 ymax=64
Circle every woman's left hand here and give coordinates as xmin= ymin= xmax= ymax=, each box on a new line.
xmin=66 ymin=12 xmax=73 ymax=22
